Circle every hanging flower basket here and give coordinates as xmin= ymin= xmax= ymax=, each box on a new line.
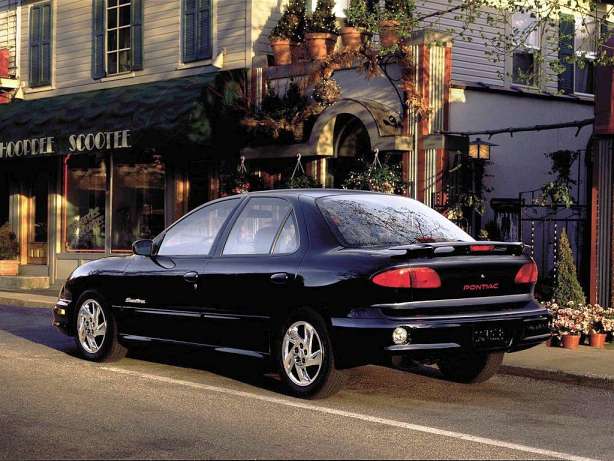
xmin=342 ymin=150 xmax=405 ymax=194
xmin=285 ymin=153 xmax=320 ymax=189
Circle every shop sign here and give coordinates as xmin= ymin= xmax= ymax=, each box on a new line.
xmin=0 ymin=129 xmax=131 ymax=160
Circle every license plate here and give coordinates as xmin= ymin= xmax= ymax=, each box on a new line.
xmin=472 ymin=326 xmax=508 ymax=348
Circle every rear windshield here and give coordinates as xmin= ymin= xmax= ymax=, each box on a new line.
xmin=317 ymin=194 xmax=474 ymax=247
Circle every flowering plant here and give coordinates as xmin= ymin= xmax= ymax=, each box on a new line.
xmin=546 ymin=301 xmax=614 ymax=339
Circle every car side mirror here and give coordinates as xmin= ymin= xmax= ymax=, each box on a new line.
xmin=132 ymin=239 xmax=154 ymax=257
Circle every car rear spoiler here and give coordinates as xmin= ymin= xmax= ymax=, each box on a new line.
xmin=388 ymin=241 xmax=528 ymax=258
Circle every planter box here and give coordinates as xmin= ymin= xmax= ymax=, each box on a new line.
xmin=0 ymin=260 xmax=19 ymax=276
xmin=0 ymin=49 xmax=9 ymax=78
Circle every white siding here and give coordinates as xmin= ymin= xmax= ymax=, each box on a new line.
xmin=0 ymin=0 xmax=18 ymax=77
xmin=20 ymin=0 xmax=248 ymax=99
xmin=251 ymin=0 xmax=286 ymax=57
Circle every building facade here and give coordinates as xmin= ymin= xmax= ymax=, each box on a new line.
xmin=0 ymin=0 xmax=600 ymax=292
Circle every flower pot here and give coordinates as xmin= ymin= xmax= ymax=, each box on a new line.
xmin=379 ymin=19 xmax=400 ymax=48
xmin=270 ymin=38 xmax=292 ymax=65
xmin=305 ymin=32 xmax=337 ymax=60
xmin=341 ymin=26 xmax=363 ymax=50
xmin=0 ymin=259 xmax=19 ymax=276
xmin=589 ymin=333 xmax=607 ymax=348
xmin=562 ymin=334 xmax=581 ymax=350
xmin=290 ymin=42 xmax=307 ymax=63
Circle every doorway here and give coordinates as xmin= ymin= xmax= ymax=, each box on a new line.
xmin=24 ymin=170 xmax=48 ymax=265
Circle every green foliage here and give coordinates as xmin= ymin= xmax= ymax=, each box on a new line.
xmin=552 ymin=230 xmax=585 ymax=306
xmin=344 ymin=0 xmax=376 ymax=31
xmin=286 ymin=174 xmax=321 ymax=189
xmin=538 ymin=150 xmax=578 ymax=208
xmin=380 ymin=0 xmax=415 ymax=21
xmin=0 ymin=223 xmax=18 ymax=260
xmin=306 ymin=0 xmax=339 ymax=34
xmin=269 ymin=0 xmax=306 ymax=42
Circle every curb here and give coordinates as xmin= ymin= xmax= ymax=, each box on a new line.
xmin=499 ymin=365 xmax=614 ymax=391
xmin=0 ymin=297 xmax=54 ymax=309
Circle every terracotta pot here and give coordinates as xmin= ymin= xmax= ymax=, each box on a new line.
xmin=270 ymin=38 xmax=292 ymax=65
xmin=290 ymin=42 xmax=307 ymax=63
xmin=562 ymin=334 xmax=581 ymax=350
xmin=589 ymin=333 xmax=607 ymax=348
xmin=0 ymin=259 xmax=19 ymax=276
xmin=379 ymin=19 xmax=400 ymax=48
xmin=341 ymin=26 xmax=362 ymax=50
xmin=305 ymin=32 xmax=337 ymax=60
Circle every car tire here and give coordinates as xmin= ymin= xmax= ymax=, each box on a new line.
xmin=73 ymin=291 xmax=127 ymax=362
xmin=438 ymin=351 xmax=504 ymax=384
xmin=277 ymin=308 xmax=346 ymax=399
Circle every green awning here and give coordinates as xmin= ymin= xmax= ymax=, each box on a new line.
xmin=0 ymin=73 xmax=216 ymax=151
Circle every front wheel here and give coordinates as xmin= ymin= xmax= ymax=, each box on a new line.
xmin=438 ymin=351 xmax=504 ymax=384
xmin=74 ymin=292 xmax=127 ymax=362
xmin=278 ymin=309 xmax=345 ymax=399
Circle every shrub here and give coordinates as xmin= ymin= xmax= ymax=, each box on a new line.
xmin=269 ymin=0 xmax=306 ymax=42
xmin=552 ymin=230 xmax=585 ymax=305
xmin=344 ymin=0 xmax=375 ymax=31
xmin=306 ymin=0 xmax=339 ymax=34
xmin=0 ymin=223 xmax=18 ymax=260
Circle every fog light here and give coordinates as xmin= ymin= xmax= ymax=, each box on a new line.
xmin=392 ymin=327 xmax=409 ymax=345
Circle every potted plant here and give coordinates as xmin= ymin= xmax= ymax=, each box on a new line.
xmin=305 ymin=0 xmax=339 ymax=60
xmin=286 ymin=0 xmax=307 ymax=63
xmin=0 ymin=223 xmax=19 ymax=276
xmin=342 ymin=0 xmax=374 ymax=50
xmin=588 ymin=304 xmax=607 ymax=348
xmin=269 ymin=3 xmax=300 ymax=65
xmin=378 ymin=0 xmax=415 ymax=48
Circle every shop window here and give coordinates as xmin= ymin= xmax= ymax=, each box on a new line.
xmin=29 ymin=2 xmax=52 ymax=88
xmin=223 ymin=198 xmax=293 ymax=255
xmin=0 ymin=172 xmax=8 ymax=226
xmin=158 ymin=199 xmax=238 ymax=256
xmin=64 ymin=156 xmax=107 ymax=252
xmin=182 ymin=0 xmax=212 ymax=63
xmin=111 ymin=154 xmax=166 ymax=251
xmin=511 ymin=12 xmax=540 ymax=87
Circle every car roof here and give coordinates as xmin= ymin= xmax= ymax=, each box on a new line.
xmin=231 ymin=189 xmax=389 ymax=199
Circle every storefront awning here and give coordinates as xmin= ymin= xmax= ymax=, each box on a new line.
xmin=0 ymin=73 xmax=216 ymax=156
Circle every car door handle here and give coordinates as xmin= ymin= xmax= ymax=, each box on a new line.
xmin=183 ymin=272 xmax=199 ymax=284
xmin=270 ymin=273 xmax=290 ymax=285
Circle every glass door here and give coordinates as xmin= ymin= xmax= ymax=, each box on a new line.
xmin=27 ymin=171 xmax=48 ymax=265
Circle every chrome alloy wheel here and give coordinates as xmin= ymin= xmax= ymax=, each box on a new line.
xmin=77 ymin=299 xmax=107 ymax=354
xmin=282 ymin=321 xmax=324 ymax=387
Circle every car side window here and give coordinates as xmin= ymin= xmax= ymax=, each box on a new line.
xmin=223 ymin=198 xmax=293 ymax=256
xmin=158 ymin=199 xmax=238 ymax=256
xmin=273 ymin=212 xmax=299 ymax=255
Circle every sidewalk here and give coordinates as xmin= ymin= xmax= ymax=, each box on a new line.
xmin=1 ymin=290 xmax=613 ymax=390
xmin=501 ymin=343 xmax=614 ymax=390
xmin=0 ymin=289 xmax=56 ymax=309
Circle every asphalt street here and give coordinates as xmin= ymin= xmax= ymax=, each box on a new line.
xmin=1 ymin=305 xmax=613 ymax=460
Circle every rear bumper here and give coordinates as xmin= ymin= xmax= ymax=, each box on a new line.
xmin=330 ymin=299 xmax=551 ymax=364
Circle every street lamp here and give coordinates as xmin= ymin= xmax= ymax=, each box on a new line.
xmin=468 ymin=138 xmax=497 ymax=160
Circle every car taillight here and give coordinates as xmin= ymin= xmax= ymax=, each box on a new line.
xmin=372 ymin=267 xmax=441 ymax=289
xmin=470 ymin=245 xmax=495 ymax=253
xmin=515 ymin=261 xmax=538 ymax=284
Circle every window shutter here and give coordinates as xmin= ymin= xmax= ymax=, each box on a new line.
xmin=183 ymin=0 xmax=198 ymax=62
xmin=92 ymin=0 xmax=105 ymax=79
xmin=29 ymin=5 xmax=42 ymax=87
xmin=131 ymin=0 xmax=144 ymax=71
xmin=558 ymin=13 xmax=575 ymax=94
xmin=40 ymin=4 xmax=52 ymax=86
xmin=197 ymin=0 xmax=212 ymax=60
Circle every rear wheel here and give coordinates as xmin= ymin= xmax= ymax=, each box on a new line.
xmin=74 ymin=292 xmax=126 ymax=362
xmin=278 ymin=309 xmax=345 ymax=399
xmin=438 ymin=351 xmax=504 ymax=383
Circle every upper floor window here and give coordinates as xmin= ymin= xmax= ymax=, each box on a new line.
xmin=106 ymin=0 xmax=132 ymax=75
xmin=574 ymin=17 xmax=597 ymax=94
xmin=29 ymin=2 xmax=52 ymax=88
xmin=182 ymin=0 xmax=212 ymax=63
xmin=511 ymin=12 xmax=540 ymax=87
xmin=92 ymin=0 xmax=143 ymax=79
xmin=558 ymin=13 xmax=602 ymax=96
